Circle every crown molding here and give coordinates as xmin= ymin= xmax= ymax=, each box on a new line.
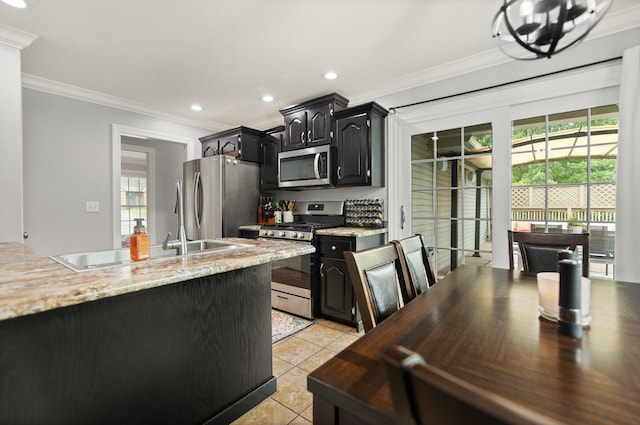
xmin=0 ymin=23 xmax=37 ymax=49
xmin=17 ymin=5 xmax=638 ymax=133
xmin=349 ymin=48 xmax=511 ymax=106
xmin=21 ymin=73 xmax=227 ymax=131
xmin=590 ymin=3 xmax=640 ymax=38
xmin=349 ymin=5 xmax=640 ymax=106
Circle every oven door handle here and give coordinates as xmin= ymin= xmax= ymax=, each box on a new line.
xmin=313 ymin=153 xmax=321 ymax=179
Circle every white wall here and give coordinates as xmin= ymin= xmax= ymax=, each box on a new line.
xmin=271 ymin=186 xmax=386 ymax=206
xmin=22 ymin=89 xmax=211 ymax=256
xmin=374 ymin=27 xmax=640 ymax=280
xmin=380 ymin=48 xmax=640 ymax=274
xmin=0 ymin=43 xmax=25 ymax=243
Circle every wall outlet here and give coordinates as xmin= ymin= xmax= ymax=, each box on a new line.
xmin=86 ymin=201 xmax=100 ymax=213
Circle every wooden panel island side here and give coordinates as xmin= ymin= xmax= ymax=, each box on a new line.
xmin=0 ymin=239 xmax=314 ymax=425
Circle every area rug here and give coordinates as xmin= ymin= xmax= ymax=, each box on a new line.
xmin=271 ymin=309 xmax=313 ymax=344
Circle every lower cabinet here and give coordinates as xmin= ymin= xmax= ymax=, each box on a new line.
xmin=317 ymin=233 xmax=385 ymax=331
xmin=320 ymin=257 xmax=355 ymax=324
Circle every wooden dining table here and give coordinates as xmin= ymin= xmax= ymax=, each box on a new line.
xmin=307 ymin=266 xmax=640 ymax=425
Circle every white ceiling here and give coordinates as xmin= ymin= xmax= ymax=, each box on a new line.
xmin=2 ymin=0 xmax=639 ymax=132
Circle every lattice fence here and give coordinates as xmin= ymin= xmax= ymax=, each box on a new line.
xmin=512 ymin=183 xmax=615 ymax=222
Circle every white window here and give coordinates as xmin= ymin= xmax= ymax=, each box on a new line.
xmin=120 ymin=147 xmax=150 ymax=247
xmin=120 ymin=176 xmax=148 ymax=247
xmin=511 ymin=105 xmax=618 ymax=278
xmin=411 ymin=123 xmax=493 ymax=279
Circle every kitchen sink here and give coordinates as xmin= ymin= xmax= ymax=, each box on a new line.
xmin=184 ymin=239 xmax=249 ymax=253
xmin=50 ymin=239 xmax=250 ymax=272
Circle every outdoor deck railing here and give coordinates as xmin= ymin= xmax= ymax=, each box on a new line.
xmin=511 ymin=183 xmax=615 ymax=222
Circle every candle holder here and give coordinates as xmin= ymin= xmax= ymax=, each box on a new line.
xmin=536 ymin=272 xmax=591 ymax=326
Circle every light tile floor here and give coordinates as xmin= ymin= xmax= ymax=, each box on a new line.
xmin=232 ymin=318 xmax=363 ymax=425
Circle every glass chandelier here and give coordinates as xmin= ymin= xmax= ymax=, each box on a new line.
xmin=492 ymin=0 xmax=613 ymax=60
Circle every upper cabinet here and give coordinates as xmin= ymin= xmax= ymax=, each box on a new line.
xmin=260 ymin=126 xmax=283 ymax=191
xmin=279 ymin=93 xmax=349 ymax=152
xmin=199 ymin=126 xmax=263 ymax=162
xmin=333 ymin=102 xmax=388 ymax=187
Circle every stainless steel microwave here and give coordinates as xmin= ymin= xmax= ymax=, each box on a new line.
xmin=278 ymin=145 xmax=334 ymax=188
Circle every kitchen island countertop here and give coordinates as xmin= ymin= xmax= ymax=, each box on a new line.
xmin=0 ymin=239 xmax=314 ymax=321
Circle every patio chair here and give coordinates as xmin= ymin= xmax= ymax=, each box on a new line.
xmin=508 ymin=230 xmax=590 ymax=277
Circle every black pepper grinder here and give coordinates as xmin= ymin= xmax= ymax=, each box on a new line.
xmin=557 ymin=249 xmax=576 ymax=263
xmin=558 ymin=259 xmax=582 ymax=339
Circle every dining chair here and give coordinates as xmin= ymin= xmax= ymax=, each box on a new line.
xmin=392 ymin=235 xmax=436 ymax=304
xmin=508 ymin=230 xmax=590 ymax=277
xmin=344 ymin=243 xmax=404 ymax=333
xmin=382 ymin=345 xmax=560 ymax=425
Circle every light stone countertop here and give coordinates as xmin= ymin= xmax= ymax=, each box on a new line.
xmin=0 ymin=239 xmax=314 ymax=321
xmin=239 ymin=224 xmax=261 ymax=231
xmin=315 ymin=227 xmax=387 ymax=238
xmin=239 ymin=225 xmax=387 ymax=238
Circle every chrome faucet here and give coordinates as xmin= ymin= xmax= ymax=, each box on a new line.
xmin=163 ymin=180 xmax=188 ymax=255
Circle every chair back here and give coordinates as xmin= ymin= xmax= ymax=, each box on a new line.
xmin=344 ymin=244 xmax=404 ymax=333
xmin=382 ymin=345 xmax=561 ymax=425
xmin=589 ymin=226 xmax=615 ymax=260
xmin=393 ymin=235 xmax=436 ymax=304
xmin=508 ymin=230 xmax=590 ymax=277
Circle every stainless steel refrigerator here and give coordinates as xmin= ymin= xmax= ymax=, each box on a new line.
xmin=183 ymin=155 xmax=260 ymax=240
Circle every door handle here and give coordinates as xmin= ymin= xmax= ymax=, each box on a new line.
xmin=337 ymin=166 xmax=342 ymax=180
xmin=314 ymin=153 xmax=321 ymax=179
xmin=320 ymin=263 xmax=324 ymax=277
xmin=194 ymin=171 xmax=202 ymax=229
xmin=400 ymin=205 xmax=406 ymax=230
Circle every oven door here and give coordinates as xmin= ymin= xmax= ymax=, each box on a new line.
xmin=270 ymin=250 xmax=315 ymax=319
xmin=278 ymin=145 xmax=333 ymax=188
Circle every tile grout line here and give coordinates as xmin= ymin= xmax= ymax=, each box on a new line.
xmin=233 ymin=320 xmax=363 ymax=424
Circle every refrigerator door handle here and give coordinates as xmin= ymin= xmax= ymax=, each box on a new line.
xmin=313 ymin=153 xmax=321 ymax=179
xmin=194 ymin=171 xmax=202 ymax=229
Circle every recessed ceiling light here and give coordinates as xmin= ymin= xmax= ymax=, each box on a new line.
xmin=2 ymin=0 xmax=27 ymax=8
xmin=261 ymin=95 xmax=274 ymax=102
xmin=322 ymin=71 xmax=338 ymax=80
xmin=190 ymin=104 xmax=203 ymax=112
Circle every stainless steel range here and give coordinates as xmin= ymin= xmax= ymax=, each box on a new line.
xmin=260 ymin=201 xmax=344 ymax=319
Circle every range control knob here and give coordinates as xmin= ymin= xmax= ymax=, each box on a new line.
xmin=268 ymin=231 xmax=274 ymax=237
xmin=298 ymin=233 xmax=306 ymax=239
xmin=279 ymin=231 xmax=286 ymax=237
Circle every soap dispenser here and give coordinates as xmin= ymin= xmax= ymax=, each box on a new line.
xmin=130 ymin=218 xmax=150 ymax=261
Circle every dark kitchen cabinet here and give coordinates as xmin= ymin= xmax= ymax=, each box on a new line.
xmin=320 ymin=257 xmax=354 ymax=324
xmin=260 ymin=126 xmax=283 ymax=191
xmin=0 ymin=265 xmax=274 ymax=425
xmin=199 ymin=126 xmax=263 ymax=162
xmin=317 ymin=233 xmax=385 ymax=331
xmin=333 ymin=102 xmax=388 ymax=186
xmin=280 ymin=93 xmax=349 ymax=152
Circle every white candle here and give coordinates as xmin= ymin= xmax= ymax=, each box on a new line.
xmin=536 ymin=272 xmax=591 ymax=325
